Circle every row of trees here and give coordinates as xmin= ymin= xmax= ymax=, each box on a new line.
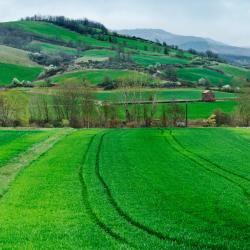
xmin=0 ymin=79 xmax=186 ymax=128
xmin=23 ymin=15 xmax=108 ymax=35
xmin=1 ymin=78 xmax=250 ymax=128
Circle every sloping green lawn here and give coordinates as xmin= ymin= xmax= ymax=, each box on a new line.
xmin=50 ymin=69 xmax=145 ymax=85
xmin=177 ymin=67 xmax=232 ymax=86
xmin=0 ymin=63 xmax=42 ymax=86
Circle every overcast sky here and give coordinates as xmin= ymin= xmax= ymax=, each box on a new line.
xmin=0 ymin=0 xmax=249 ymax=47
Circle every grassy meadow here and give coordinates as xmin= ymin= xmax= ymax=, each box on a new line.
xmin=0 ymin=63 xmax=42 ymax=86
xmin=0 ymin=128 xmax=249 ymax=249
xmin=95 ymin=88 xmax=236 ymax=102
xmin=177 ymin=67 xmax=232 ymax=86
xmin=45 ymin=69 xmax=146 ymax=85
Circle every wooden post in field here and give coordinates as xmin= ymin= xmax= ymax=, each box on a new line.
xmin=185 ymin=102 xmax=188 ymax=127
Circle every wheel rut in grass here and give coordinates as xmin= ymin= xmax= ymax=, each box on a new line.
xmin=0 ymin=129 xmax=72 ymax=199
xmin=95 ymin=132 xmax=227 ymax=250
xmin=161 ymin=129 xmax=250 ymax=202
xmin=171 ymin=131 xmax=250 ymax=183
xmin=79 ymin=134 xmax=136 ymax=249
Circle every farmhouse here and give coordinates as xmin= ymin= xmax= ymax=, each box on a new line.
xmin=202 ymin=90 xmax=216 ymax=102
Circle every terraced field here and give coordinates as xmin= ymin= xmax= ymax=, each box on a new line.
xmin=0 ymin=128 xmax=249 ymax=249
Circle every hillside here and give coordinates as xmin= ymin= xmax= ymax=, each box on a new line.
xmin=0 ymin=17 xmax=248 ymax=88
xmin=0 ymin=16 xmax=247 ymax=126
xmin=118 ymin=29 xmax=250 ymax=65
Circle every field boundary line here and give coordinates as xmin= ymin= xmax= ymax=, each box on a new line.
xmin=0 ymin=129 xmax=73 ymax=199
xmin=79 ymin=133 xmax=136 ymax=249
xmin=95 ymin=132 xmax=225 ymax=250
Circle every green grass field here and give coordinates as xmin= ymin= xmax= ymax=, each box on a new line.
xmin=0 ymin=128 xmax=249 ymax=249
xmin=0 ymin=130 xmax=53 ymax=168
xmin=28 ymin=41 xmax=81 ymax=55
xmin=0 ymin=63 xmax=42 ymax=86
xmin=76 ymin=49 xmax=116 ymax=63
xmin=0 ymin=45 xmax=38 ymax=66
xmin=114 ymin=101 xmax=236 ymax=120
xmin=48 ymin=69 xmax=145 ymax=85
xmin=133 ymin=54 xmax=190 ymax=66
xmin=186 ymin=101 xmax=236 ymax=119
xmin=212 ymin=63 xmax=250 ymax=79
xmin=96 ymin=88 xmax=236 ymax=102
xmin=177 ymin=67 xmax=232 ymax=86
xmin=81 ymin=49 xmax=116 ymax=58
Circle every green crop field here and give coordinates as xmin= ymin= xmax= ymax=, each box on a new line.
xmin=28 ymin=41 xmax=81 ymax=55
xmin=75 ymin=49 xmax=116 ymax=63
xmin=95 ymin=88 xmax=236 ymax=102
xmin=0 ymin=63 xmax=42 ymax=86
xmin=177 ymin=67 xmax=232 ymax=86
xmin=212 ymin=63 xmax=250 ymax=79
xmin=133 ymin=54 xmax=190 ymax=66
xmin=0 ymin=128 xmax=249 ymax=249
xmin=0 ymin=45 xmax=38 ymax=66
xmin=48 ymin=69 xmax=145 ymax=85
xmin=81 ymin=49 xmax=116 ymax=58
xmin=114 ymin=100 xmax=237 ymax=120
xmin=0 ymin=129 xmax=53 ymax=168
xmin=186 ymin=101 xmax=236 ymax=119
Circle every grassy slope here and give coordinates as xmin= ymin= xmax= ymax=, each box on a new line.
xmin=213 ymin=63 xmax=250 ymax=79
xmin=50 ymin=69 xmax=145 ymax=85
xmin=4 ymin=21 xmax=111 ymax=48
xmin=0 ymin=45 xmax=37 ymax=66
xmin=28 ymin=41 xmax=80 ymax=55
xmin=133 ymin=54 xmax=190 ymax=66
xmin=177 ymin=67 xmax=232 ymax=86
xmin=0 ymin=63 xmax=42 ymax=85
xmin=81 ymin=49 xmax=116 ymax=58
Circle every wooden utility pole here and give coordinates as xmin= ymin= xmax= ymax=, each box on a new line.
xmin=186 ymin=102 xmax=188 ymax=127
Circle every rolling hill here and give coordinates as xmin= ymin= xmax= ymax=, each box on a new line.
xmin=0 ymin=16 xmax=248 ymax=88
xmin=118 ymin=29 xmax=250 ymax=65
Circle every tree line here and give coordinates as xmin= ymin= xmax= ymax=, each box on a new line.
xmin=23 ymin=15 xmax=108 ymax=35
xmin=1 ymin=80 xmax=249 ymax=128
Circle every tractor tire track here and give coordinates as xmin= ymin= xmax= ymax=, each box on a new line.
xmin=79 ymin=134 xmax=136 ymax=249
xmin=0 ymin=129 xmax=72 ymax=199
xmin=95 ymin=132 xmax=227 ymax=250
xmin=170 ymin=131 xmax=250 ymax=183
xmin=161 ymin=129 xmax=250 ymax=202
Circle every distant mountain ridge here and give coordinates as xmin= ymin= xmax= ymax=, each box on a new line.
xmin=117 ymin=29 xmax=250 ymax=65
